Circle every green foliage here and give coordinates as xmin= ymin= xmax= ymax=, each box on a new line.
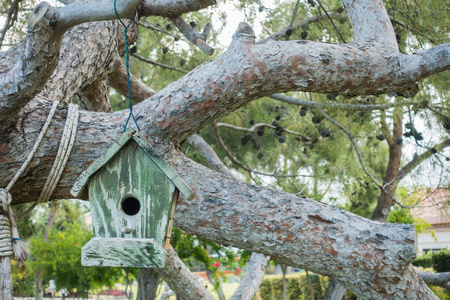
xmin=412 ymin=252 xmax=433 ymax=269
xmin=412 ymin=250 xmax=450 ymax=272
xmin=170 ymin=228 xmax=248 ymax=290
xmin=28 ymin=222 xmax=123 ymax=295
xmin=259 ymin=273 xmax=327 ymax=300
xmin=12 ymin=261 xmax=34 ymax=297
xmin=431 ymin=250 xmax=450 ymax=273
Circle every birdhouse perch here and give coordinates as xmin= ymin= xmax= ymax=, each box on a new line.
xmin=71 ymin=129 xmax=194 ymax=268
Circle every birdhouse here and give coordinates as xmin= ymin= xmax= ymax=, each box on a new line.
xmin=71 ymin=129 xmax=194 ymax=268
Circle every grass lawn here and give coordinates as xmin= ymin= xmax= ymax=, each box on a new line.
xmin=158 ymin=282 xmax=242 ymax=300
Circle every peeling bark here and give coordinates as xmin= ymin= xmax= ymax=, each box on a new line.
xmin=40 ymin=21 xmax=122 ymax=105
xmin=343 ymin=0 xmax=398 ymax=52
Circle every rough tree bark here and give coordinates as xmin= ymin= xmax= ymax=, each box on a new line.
xmin=0 ymin=0 xmax=449 ymax=298
xmin=188 ymin=134 xmax=271 ymax=300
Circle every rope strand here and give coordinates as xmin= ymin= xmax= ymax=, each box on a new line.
xmin=18 ymin=104 xmax=79 ymax=221
xmin=0 ymin=101 xmax=59 ymax=263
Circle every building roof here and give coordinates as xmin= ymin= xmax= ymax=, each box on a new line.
xmin=71 ymin=129 xmax=194 ymax=201
xmin=411 ymin=188 xmax=450 ymax=226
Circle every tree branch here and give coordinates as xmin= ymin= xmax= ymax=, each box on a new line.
xmin=215 ymin=122 xmax=310 ymax=141
xmin=109 ymin=55 xmax=156 ymax=103
xmin=170 ymin=153 xmax=434 ymax=299
xmin=258 ymin=12 xmax=347 ymax=44
xmin=229 ymin=253 xmax=271 ymax=300
xmin=0 ymin=0 xmax=211 ymax=123
xmin=77 ymin=79 xmax=112 ymax=112
xmin=342 ymin=0 xmax=398 ymax=51
xmin=169 ymin=16 xmax=214 ymax=55
xmin=270 ymin=93 xmax=421 ymax=111
xmin=57 ymin=0 xmax=142 ymax=33
xmin=290 ymin=0 xmax=301 ymax=28
xmin=0 ymin=98 xmax=437 ymax=299
xmin=139 ymin=0 xmax=216 ymax=18
xmin=0 ymin=0 xmax=21 ymax=48
xmin=187 ymin=134 xmax=233 ymax=177
xmin=187 ymin=134 xmax=270 ymax=300
xmin=155 ymin=246 xmax=215 ymax=300
xmin=40 ymin=21 xmax=123 ymax=105
xmin=315 ymin=0 xmax=346 ymax=43
xmin=396 ymin=138 xmax=450 ymax=183
xmin=212 ymin=124 xmax=309 ymax=178
xmin=417 ymin=271 xmax=450 ymax=291
xmin=131 ymin=53 xmax=188 ymax=73
xmin=318 ymin=109 xmax=382 ymax=188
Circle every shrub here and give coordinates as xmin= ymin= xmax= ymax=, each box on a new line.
xmin=259 ymin=272 xmax=326 ymax=300
xmin=412 ymin=252 xmax=433 ymax=269
xmin=259 ymin=278 xmax=272 ymax=300
xmin=431 ymin=250 xmax=450 ymax=272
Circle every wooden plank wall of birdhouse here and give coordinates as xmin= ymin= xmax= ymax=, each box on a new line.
xmin=88 ymin=141 xmax=176 ymax=246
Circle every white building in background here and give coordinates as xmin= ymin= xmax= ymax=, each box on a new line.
xmin=411 ymin=188 xmax=450 ymax=255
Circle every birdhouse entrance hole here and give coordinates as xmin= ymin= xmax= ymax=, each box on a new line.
xmin=121 ymin=197 xmax=141 ymax=216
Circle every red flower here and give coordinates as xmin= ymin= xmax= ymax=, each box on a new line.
xmin=212 ymin=261 xmax=221 ymax=267
xmin=236 ymin=267 xmax=242 ymax=273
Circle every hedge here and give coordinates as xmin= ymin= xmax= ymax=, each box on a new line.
xmin=259 ymin=273 xmax=328 ymax=300
xmin=412 ymin=250 xmax=450 ymax=272
xmin=431 ymin=250 xmax=450 ymax=272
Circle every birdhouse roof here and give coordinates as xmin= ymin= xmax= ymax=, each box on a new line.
xmin=71 ymin=129 xmax=195 ymax=201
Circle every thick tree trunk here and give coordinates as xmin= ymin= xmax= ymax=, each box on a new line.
xmin=372 ymin=106 xmax=403 ymax=221
xmin=77 ymin=79 xmax=112 ymax=113
xmin=39 ymin=21 xmax=123 ymax=105
xmin=136 ymin=269 xmax=160 ymax=300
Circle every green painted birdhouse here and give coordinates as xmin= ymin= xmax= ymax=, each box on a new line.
xmin=71 ymin=129 xmax=194 ymax=268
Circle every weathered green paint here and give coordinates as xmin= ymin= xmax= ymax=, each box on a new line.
xmin=88 ymin=140 xmax=175 ymax=240
xmin=70 ymin=129 xmax=195 ymax=268
xmin=71 ymin=129 xmax=194 ymax=201
xmin=82 ymin=237 xmax=165 ymax=268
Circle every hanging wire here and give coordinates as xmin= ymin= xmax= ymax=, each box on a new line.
xmin=114 ymin=0 xmax=140 ymax=132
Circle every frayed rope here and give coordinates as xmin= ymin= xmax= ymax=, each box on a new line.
xmin=0 ymin=189 xmax=29 ymax=264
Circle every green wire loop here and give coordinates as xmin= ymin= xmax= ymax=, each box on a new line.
xmin=114 ymin=0 xmax=140 ymax=132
